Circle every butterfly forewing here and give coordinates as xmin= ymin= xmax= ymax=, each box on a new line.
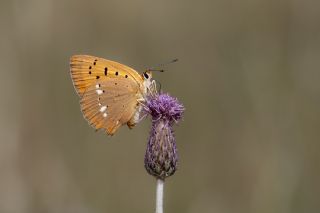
xmin=70 ymin=55 xmax=143 ymax=97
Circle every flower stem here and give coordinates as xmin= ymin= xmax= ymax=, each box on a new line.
xmin=156 ymin=178 xmax=164 ymax=213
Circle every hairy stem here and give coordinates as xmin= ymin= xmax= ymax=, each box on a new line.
xmin=156 ymin=178 xmax=164 ymax=213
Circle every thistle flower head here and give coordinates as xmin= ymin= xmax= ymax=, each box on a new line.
xmin=145 ymin=93 xmax=184 ymax=123
xmin=144 ymin=93 xmax=184 ymax=180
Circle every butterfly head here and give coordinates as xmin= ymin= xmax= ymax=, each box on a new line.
xmin=143 ymin=67 xmax=165 ymax=81
xmin=143 ymin=70 xmax=152 ymax=80
xmin=142 ymin=70 xmax=153 ymax=92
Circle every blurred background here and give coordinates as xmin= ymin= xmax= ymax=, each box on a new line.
xmin=1 ymin=0 xmax=320 ymax=212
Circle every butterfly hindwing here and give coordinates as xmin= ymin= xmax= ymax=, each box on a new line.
xmin=80 ymin=78 xmax=142 ymax=135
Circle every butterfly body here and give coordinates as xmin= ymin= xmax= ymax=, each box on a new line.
xmin=70 ymin=55 xmax=154 ymax=135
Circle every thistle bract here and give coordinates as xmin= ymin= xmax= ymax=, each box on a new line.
xmin=144 ymin=93 xmax=184 ymax=180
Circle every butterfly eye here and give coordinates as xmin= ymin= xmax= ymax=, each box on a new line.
xmin=143 ymin=72 xmax=149 ymax=79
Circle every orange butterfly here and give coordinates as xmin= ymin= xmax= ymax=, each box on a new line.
xmin=70 ymin=55 xmax=156 ymax=135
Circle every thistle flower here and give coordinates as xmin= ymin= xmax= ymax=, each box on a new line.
xmin=144 ymin=93 xmax=184 ymax=180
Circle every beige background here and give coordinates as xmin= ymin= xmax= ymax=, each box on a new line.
xmin=1 ymin=0 xmax=320 ymax=212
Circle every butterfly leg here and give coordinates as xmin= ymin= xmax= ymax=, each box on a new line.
xmin=148 ymin=80 xmax=158 ymax=97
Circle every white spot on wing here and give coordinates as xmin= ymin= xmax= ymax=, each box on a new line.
xmin=100 ymin=106 xmax=107 ymax=112
xmin=95 ymin=84 xmax=100 ymax=89
xmin=96 ymin=89 xmax=103 ymax=95
xmin=103 ymin=112 xmax=107 ymax=118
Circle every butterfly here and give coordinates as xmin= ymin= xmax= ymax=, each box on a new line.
xmin=70 ymin=55 xmax=157 ymax=136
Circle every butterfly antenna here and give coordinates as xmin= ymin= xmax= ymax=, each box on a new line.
xmin=147 ymin=58 xmax=178 ymax=72
xmin=148 ymin=69 xmax=165 ymax=72
xmin=155 ymin=58 xmax=178 ymax=68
